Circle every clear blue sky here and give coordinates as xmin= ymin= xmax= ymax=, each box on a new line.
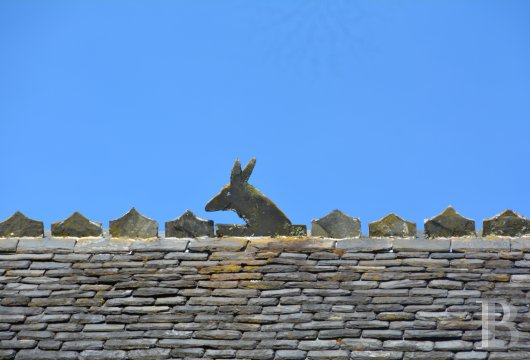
xmin=1 ymin=1 xmax=529 ymax=232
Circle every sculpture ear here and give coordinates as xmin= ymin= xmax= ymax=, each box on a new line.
xmin=241 ymin=158 xmax=256 ymax=183
xmin=230 ymin=159 xmax=242 ymax=183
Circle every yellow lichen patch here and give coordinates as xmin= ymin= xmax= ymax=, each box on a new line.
xmin=76 ymin=298 xmax=104 ymax=307
xmin=486 ymin=274 xmax=511 ymax=282
xmin=199 ymin=264 xmax=242 ymax=274
xmin=377 ymin=313 xmax=413 ymax=321
xmin=211 ymin=272 xmax=262 ymax=281
xmin=333 ymin=248 xmax=346 ymax=256
xmin=248 ymin=237 xmax=335 ymax=252
xmin=239 ymin=280 xmax=283 ymax=289
xmin=220 ymin=260 xmax=267 ymax=266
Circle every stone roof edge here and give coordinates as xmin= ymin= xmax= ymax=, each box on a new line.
xmin=2 ymin=236 xmax=530 ymax=254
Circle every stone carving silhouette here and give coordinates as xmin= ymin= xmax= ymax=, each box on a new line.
xmin=311 ymin=210 xmax=361 ymax=238
xmin=369 ymin=213 xmax=416 ymax=238
xmin=205 ymin=158 xmax=306 ymax=237
xmin=165 ymin=210 xmax=214 ymax=238
xmin=0 ymin=211 xmax=44 ymax=237
xmin=424 ymin=206 xmax=475 ymax=238
xmin=51 ymin=212 xmax=103 ymax=237
xmin=109 ymin=208 xmax=158 ymax=239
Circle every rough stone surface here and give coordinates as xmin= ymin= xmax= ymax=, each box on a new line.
xmin=425 ymin=206 xmax=476 ymax=238
xmin=311 ymin=210 xmax=361 ymax=238
xmin=0 ymin=212 xmax=43 ymax=238
xmin=51 ymin=212 xmax=102 ymax=237
xmin=165 ymin=210 xmax=214 ymax=238
xmin=483 ymin=210 xmax=530 ymax=237
xmin=369 ymin=213 xmax=416 ymax=238
xmin=0 ymin=235 xmax=529 ymax=359
xmin=109 ymin=208 xmax=158 ymax=239
xmin=205 ymin=158 xmax=306 ymax=236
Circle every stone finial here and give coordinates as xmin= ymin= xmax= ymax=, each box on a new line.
xmin=205 ymin=158 xmax=306 ymax=237
xmin=109 ymin=208 xmax=158 ymax=239
xmin=483 ymin=210 xmax=530 ymax=237
xmin=51 ymin=212 xmax=103 ymax=237
xmin=311 ymin=210 xmax=361 ymax=238
xmin=165 ymin=210 xmax=214 ymax=238
xmin=0 ymin=211 xmax=44 ymax=237
xmin=369 ymin=213 xmax=416 ymax=238
xmin=424 ymin=206 xmax=475 ymax=238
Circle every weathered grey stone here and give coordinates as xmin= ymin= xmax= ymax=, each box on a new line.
xmin=204 ymin=349 xmax=236 ymax=358
xmin=455 ymin=353 xmax=488 ymax=360
xmin=0 ymin=339 xmax=37 ymax=349
xmin=74 ymin=238 xmax=132 ymax=253
xmin=311 ymin=210 xmax=361 ymax=238
xmin=187 ymin=238 xmax=247 ymax=252
xmin=294 ymin=321 xmax=344 ymax=330
xmin=205 ymin=158 xmax=306 ymax=236
xmin=122 ymin=306 xmax=169 ymax=314
xmin=393 ymin=239 xmax=450 ymax=252
xmin=369 ymin=213 xmax=416 ymax=238
xmin=416 ymin=312 xmax=470 ymax=321
xmin=133 ymin=287 xmax=179 ymax=297
xmin=403 ymin=352 xmax=454 ymax=360
xmin=298 ymin=340 xmax=339 ymax=350
xmin=434 ymin=340 xmax=473 ymax=351
xmin=248 ymin=238 xmax=335 ymax=252
xmin=0 ymin=212 xmax=43 ymax=237
xmin=37 ymin=340 xmax=62 ymax=350
xmin=169 ymin=348 xmax=205 ymax=357
xmin=103 ymin=338 xmax=157 ymax=350
xmin=451 ymin=238 xmax=510 ymax=252
xmin=0 ymin=239 xmax=18 ymax=252
xmin=194 ymin=330 xmax=241 ymax=340
xmin=62 ymin=341 xmax=103 ymax=350
xmin=488 ymin=353 xmax=530 ymax=360
xmin=165 ymin=210 xmax=214 ymax=238
xmin=127 ymin=348 xmax=170 ymax=359
xmin=379 ymin=279 xmax=426 ymax=289
xmin=16 ymin=239 xmax=76 ymax=254
xmin=318 ymin=328 xmax=361 ymax=339
xmin=349 ymin=351 xmax=403 ymax=360
xmin=79 ymin=350 xmax=127 ymax=360
xmin=404 ymin=330 xmax=463 ymax=339
xmin=424 ymin=206 xmax=475 ymax=238
xmin=83 ymin=324 xmax=124 ymax=332
xmin=51 ymin=212 xmax=102 ymax=237
xmin=14 ymin=349 xmax=78 ymax=360
xmin=483 ymin=210 xmax=530 ymax=237
xmin=335 ymin=239 xmax=392 ymax=252
xmin=130 ymin=238 xmax=188 ymax=252
xmin=307 ymin=350 xmax=350 ymax=359
xmin=275 ymin=349 xmax=307 ymax=360
xmin=512 ymin=238 xmax=530 ymax=251
xmin=160 ymin=338 xmax=257 ymax=349
xmin=383 ymin=340 xmax=434 ymax=351
xmin=0 ymin=350 xmax=15 ymax=360
xmin=109 ymin=208 xmax=158 ymax=239
xmin=235 ymin=349 xmax=274 ymax=359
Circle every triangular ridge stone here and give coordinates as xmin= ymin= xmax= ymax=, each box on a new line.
xmin=165 ymin=210 xmax=214 ymax=238
xmin=311 ymin=210 xmax=361 ymax=238
xmin=109 ymin=208 xmax=158 ymax=239
xmin=424 ymin=206 xmax=475 ymax=238
xmin=0 ymin=211 xmax=44 ymax=237
xmin=483 ymin=210 xmax=530 ymax=237
xmin=51 ymin=212 xmax=103 ymax=237
xmin=369 ymin=213 xmax=416 ymax=238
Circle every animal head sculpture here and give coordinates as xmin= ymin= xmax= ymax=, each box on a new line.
xmin=205 ymin=158 xmax=306 ymax=236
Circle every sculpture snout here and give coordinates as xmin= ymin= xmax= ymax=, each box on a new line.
xmin=205 ymin=194 xmax=227 ymax=212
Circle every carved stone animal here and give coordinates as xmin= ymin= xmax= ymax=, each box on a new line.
xmin=205 ymin=158 xmax=305 ymax=236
